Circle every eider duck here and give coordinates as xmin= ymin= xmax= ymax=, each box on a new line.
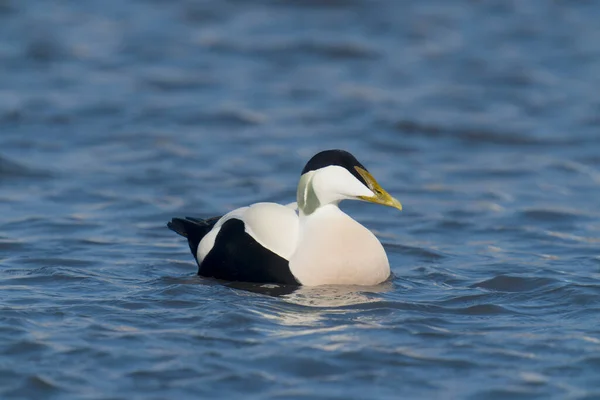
xmin=167 ymin=149 xmax=402 ymax=286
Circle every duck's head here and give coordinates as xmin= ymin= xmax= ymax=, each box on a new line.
xmin=297 ymin=149 xmax=402 ymax=216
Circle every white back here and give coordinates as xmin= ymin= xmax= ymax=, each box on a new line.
xmin=197 ymin=203 xmax=299 ymax=263
xmin=243 ymin=202 xmax=299 ymax=260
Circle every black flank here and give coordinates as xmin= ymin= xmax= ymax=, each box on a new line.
xmin=200 ymin=219 xmax=299 ymax=285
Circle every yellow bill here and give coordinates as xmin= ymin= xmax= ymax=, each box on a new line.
xmin=355 ymin=166 xmax=403 ymax=211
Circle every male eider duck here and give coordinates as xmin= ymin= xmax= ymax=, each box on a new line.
xmin=167 ymin=149 xmax=402 ymax=286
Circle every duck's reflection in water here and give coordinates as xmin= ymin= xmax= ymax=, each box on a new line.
xmin=227 ymin=280 xmax=393 ymax=307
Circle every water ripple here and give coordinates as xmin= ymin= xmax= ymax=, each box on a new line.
xmin=471 ymin=275 xmax=559 ymax=292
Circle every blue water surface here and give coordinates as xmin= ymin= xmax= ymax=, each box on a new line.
xmin=1 ymin=0 xmax=600 ymax=399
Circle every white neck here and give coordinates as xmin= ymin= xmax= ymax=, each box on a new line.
xmin=296 ymin=166 xmax=374 ymax=217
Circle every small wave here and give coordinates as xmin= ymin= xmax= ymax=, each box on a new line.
xmin=0 ymin=238 xmax=25 ymax=251
xmin=0 ymin=1 xmax=14 ymax=14
xmin=287 ymin=40 xmax=378 ymax=60
xmin=0 ymin=155 xmax=50 ymax=179
xmin=200 ymin=37 xmax=378 ymax=60
xmin=1 ymin=266 xmax=107 ymax=287
xmin=455 ymin=303 xmax=517 ymax=315
xmin=519 ymin=208 xmax=587 ymax=222
xmin=471 ymin=275 xmax=558 ymax=292
xmin=16 ymin=258 xmax=97 ymax=268
xmin=137 ymin=107 xmax=266 ymax=127
xmin=472 ymin=387 xmax=550 ymax=399
xmin=394 ymin=120 xmax=574 ymax=146
xmin=142 ymin=70 xmax=216 ymax=93
xmin=25 ymin=35 xmax=68 ymax=63
xmin=271 ymin=0 xmax=363 ymax=9
xmin=2 ymin=339 xmax=49 ymax=356
xmin=538 ymin=283 xmax=600 ymax=307
xmin=1 ymin=374 xmax=63 ymax=398
xmin=384 ymin=242 xmax=445 ymax=260
xmin=579 ymin=356 xmax=600 ymax=368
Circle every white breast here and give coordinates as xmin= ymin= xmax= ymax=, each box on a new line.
xmin=289 ymin=204 xmax=391 ymax=286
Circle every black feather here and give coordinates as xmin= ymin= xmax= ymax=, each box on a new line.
xmin=167 ymin=216 xmax=298 ymax=285
xmin=167 ymin=216 xmax=221 ymax=258
xmin=301 ymin=149 xmax=369 ymax=186
xmin=200 ymin=219 xmax=298 ymax=285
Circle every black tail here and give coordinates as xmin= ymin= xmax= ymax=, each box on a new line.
xmin=167 ymin=216 xmax=222 ymax=258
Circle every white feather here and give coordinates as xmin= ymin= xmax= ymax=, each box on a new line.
xmin=285 ymin=202 xmax=298 ymax=210
xmin=310 ymin=166 xmax=374 ymax=205
xmin=243 ymin=202 xmax=299 ymax=259
xmin=197 ymin=203 xmax=299 ymax=262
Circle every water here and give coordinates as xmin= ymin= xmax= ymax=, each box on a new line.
xmin=1 ymin=0 xmax=600 ymax=398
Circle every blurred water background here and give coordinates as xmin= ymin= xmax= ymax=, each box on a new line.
xmin=1 ymin=0 xmax=600 ymax=398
